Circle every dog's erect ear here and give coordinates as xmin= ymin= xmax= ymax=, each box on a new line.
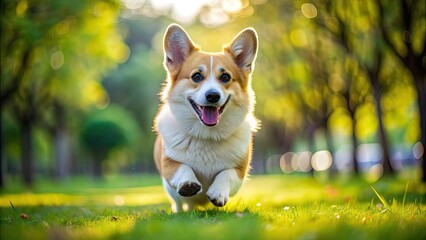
xmin=163 ymin=24 xmax=196 ymax=71
xmin=225 ymin=28 xmax=258 ymax=73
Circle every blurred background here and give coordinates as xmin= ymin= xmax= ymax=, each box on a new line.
xmin=1 ymin=0 xmax=425 ymax=188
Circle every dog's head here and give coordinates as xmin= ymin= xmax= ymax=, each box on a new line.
xmin=161 ymin=24 xmax=258 ymax=139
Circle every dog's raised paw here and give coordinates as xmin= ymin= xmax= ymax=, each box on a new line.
xmin=208 ymin=196 xmax=227 ymax=207
xmin=206 ymin=189 xmax=229 ymax=207
xmin=178 ymin=181 xmax=202 ymax=197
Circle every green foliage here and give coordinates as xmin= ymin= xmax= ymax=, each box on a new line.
xmin=81 ymin=120 xmax=126 ymax=153
xmin=80 ymin=104 xmax=140 ymax=163
xmin=102 ymin=17 xmax=167 ymax=170
xmin=1 ymin=0 xmax=128 ymax=109
xmin=1 ymin=0 xmax=130 ymax=179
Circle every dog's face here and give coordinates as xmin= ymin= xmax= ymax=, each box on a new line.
xmin=161 ymin=24 xmax=258 ymax=139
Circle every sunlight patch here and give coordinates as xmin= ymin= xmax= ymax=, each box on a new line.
xmin=114 ymin=195 xmax=125 ymax=206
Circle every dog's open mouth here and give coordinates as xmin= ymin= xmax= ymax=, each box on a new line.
xmin=189 ymin=96 xmax=230 ymax=127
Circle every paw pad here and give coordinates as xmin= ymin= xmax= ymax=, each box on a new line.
xmin=178 ymin=181 xmax=202 ymax=197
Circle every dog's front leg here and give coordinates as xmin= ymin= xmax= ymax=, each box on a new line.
xmin=163 ymin=158 xmax=203 ymax=197
xmin=206 ymin=168 xmax=243 ymax=207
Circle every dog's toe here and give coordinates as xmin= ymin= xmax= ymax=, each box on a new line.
xmin=178 ymin=181 xmax=202 ymax=197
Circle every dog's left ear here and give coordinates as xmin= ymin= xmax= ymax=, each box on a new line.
xmin=225 ymin=28 xmax=258 ymax=74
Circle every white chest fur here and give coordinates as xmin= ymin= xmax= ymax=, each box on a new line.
xmin=156 ymin=104 xmax=252 ymax=180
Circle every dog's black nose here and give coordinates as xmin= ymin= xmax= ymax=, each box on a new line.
xmin=205 ymin=90 xmax=221 ymax=104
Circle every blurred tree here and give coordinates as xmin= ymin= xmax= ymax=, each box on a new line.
xmin=1 ymin=0 xmax=128 ymax=186
xmin=80 ymin=105 xmax=139 ymax=177
xmin=313 ymin=2 xmax=368 ymax=174
xmin=314 ymin=0 xmax=425 ymax=177
xmin=313 ymin=0 xmax=396 ymax=174
xmin=81 ymin=120 xmax=126 ymax=177
xmin=102 ymin=17 xmax=165 ymax=171
xmin=376 ymin=0 xmax=425 ymax=181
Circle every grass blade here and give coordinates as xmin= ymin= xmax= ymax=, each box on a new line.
xmin=371 ymin=186 xmax=392 ymax=213
xmin=9 ymin=201 xmax=20 ymax=217
xmin=402 ymin=181 xmax=409 ymax=207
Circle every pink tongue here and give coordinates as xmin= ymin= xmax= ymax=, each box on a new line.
xmin=201 ymin=106 xmax=220 ymax=126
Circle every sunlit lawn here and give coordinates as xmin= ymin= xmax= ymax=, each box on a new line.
xmin=1 ymin=174 xmax=425 ymax=240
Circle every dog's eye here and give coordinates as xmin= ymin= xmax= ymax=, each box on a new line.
xmin=219 ymin=73 xmax=231 ymax=83
xmin=191 ymin=72 xmax=204 ymax=83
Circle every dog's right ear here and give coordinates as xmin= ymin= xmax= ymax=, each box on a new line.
xmin=163 ymin=24 xmax=197 ymax=72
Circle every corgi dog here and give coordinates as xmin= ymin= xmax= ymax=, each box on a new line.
xmin=154 ymin=24 xmax=258 ymax=212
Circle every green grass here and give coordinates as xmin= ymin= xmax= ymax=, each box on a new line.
xmin=1 ymin=174 xmax=425 ymax=239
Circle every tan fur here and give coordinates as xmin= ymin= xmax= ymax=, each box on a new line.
xmin=235 ymin=137 xmax=253 ymax=179
xmin=153 ymin=136 xmax=162 ymax=172
xmin=154 ymin=137 xmax=182 ymax=183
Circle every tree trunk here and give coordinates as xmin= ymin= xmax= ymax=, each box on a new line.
xmin=0 ymin=126 xmax=6 ymax=188
xmin=306 ymin=123 xmax=316 ymax=175
xmin=375 ymin=95 xmax=394 ymax=175
xmin=349 ymin=108 xmax=360 ymax=174
xmin=93 ymin=151 xmax=105 ymax=178
xmin=343 ymin=69 xmax=360 ymax=175
xmin=21 ymin=116 xmax=34 ymax=187
xmin=54 ymin=103 xmax=70 ymax=180
xmin=271 ymin=123 xmax=292 ymax=153
xmin=369 ymin=55 xmax=394 ymax=175
xmin=322 ymin=113 xmax=336 ymax=175
xmin=414 ymin=74 xmax=426 ymax=182
xmin=54 ymin=127 xmax=69 ymax=180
